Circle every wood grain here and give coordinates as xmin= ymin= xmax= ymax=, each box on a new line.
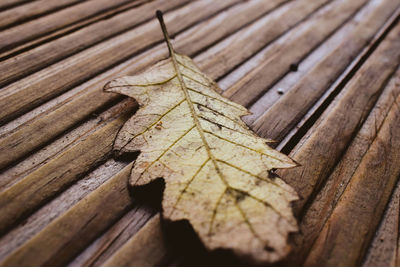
xmin=70 ymin=206 xmax=154 ymax=266
xmin=102 ymin=215 xmax=166 ymax=267
xmin=0 ymin=0 xmax=296 ymax=254
xmin=0 ymin=0 xmax=148 ymax=53
xmin=0 ymin=0 xmax=239 ymax=125
xmin=0 ymin=0 xmax=399 ymax=265
xmin=363 ymin=181 xmax=400 ymax=267
xmin=0 ymin=0 xmax=29 ymax=10
xmin=90 ymin=10 xmax=400 ymax=266
xmin=1 ymin=163 xmax=134 ymax=267
xmin=197 ymin=0 xmax=330 ymax=81
xmin=252 ymin=1 xmax=399 ymax=142
xmin=0 ymin=101 xmax=135 ymax=235
xmin=277 ymin=20 xmax=400 ymax=214
xmin=0 ymin=0 xmax=151 ymax=60
xmin=282 ymin=67 xmax=400 ymax=266
xmin=223 ymin=0 xmax=369 ymax=107
xmin=0 ymin=0 xmax=84 ymax=30
xmin=304 ymin=92 xmax=400 ymax=267
xmin=0 ymin=0 xmax=290 ymax=171
xmin=0 ymin=0 xmax=188 ymax=87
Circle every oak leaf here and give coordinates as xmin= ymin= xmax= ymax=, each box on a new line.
xmin=104 ymin=11 xmax=299 ymax=263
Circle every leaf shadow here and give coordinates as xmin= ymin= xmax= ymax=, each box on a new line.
xmin=126 ymin=174 xmax=281 ymax=267
xmin=128 ymin=177 xmax=165 ymax=211
xmin=161 ymin=218 xmax=247 ymax=267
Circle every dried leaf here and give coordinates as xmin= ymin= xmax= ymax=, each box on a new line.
xmin=104 ymin=11 xmax=299 ymax=263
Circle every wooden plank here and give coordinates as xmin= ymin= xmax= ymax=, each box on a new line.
xmin=103 ymin=10 xmax=395 ymax=266
xmin=397 ymin=232 xmax=400 ymax=267
xmin=223 ymin=0 xmax=369 ymax=107
xmin=0 ymin=1 xmax=316 ymax=263
xmin=0 ymin=1 xmax=319 ymax=261
xmin=0 ymin=0 xmax=150 ymax=53
xmin=0 ymin=164 xmax=134 ymax=267
xmin=251 ymin=0 xmax=400 ymax=143
xmin=107 ymin=21 xmax=400 ymax=265
xmin=16 ymin=1 xmax=366 ymax=264
xmin=246 ymin=2 xmax=400 ymax=149
xmin=0 ymin=85 xmax=123 ymax=171
xmin=196 ymin=0 xmax=330 ymax=80
xmin=275 ymin=20 xmax=400 ymax=213
xmin=0 ymin=1 xmax=398 ymax=266
xmin=102 ymin=215 xmax=166 ymax=267
xmin=69 ymin=206 xmax=154 ymax=266
xmin=0 ymin=0 xmax=151 ymax=60
xmin=0 ymin=0 xmax=29 ymax=11
xmin=0 ymin=77 xmax=132 ymax=190
xmin=0 ymin=0 xmax=188 ymax=87
xmin=0 ymin=0 xmax=289 ymax=171
xmin=0 ymin=100 xmax=136 ymax=235
xmin=0 ymin=160 xmax=127 ymax=260
xmin=0 ymin=0 xmax=84 ymax=30
xmin=363 ymin=181 xmax=400 ymax=267
xmin=0 ymin=0 xmax=239 ymax=125
xmin=0 ymin=0 xmax=293 ymax=252
xmin=282 ymin=67 xmax=400 ymax=266
xmin=303 ymin=92 xmax=400 ymax=267
xmin=172 ymin=0 xmax=292 ymax=58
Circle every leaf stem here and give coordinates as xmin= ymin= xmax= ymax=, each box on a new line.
xmin=156 ymin=10 xmax=174 ymax=56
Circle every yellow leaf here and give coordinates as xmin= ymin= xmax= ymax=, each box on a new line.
xmin=104 ymin=10 xmax=299 ymax=263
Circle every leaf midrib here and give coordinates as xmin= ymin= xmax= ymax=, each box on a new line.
xmin=167 ymin=46 xmax=268 ymax=242
xmin=169 ymin=50 xmax=229 ymax=188
xmin=157 ymin=14 xmax=267 ymax=242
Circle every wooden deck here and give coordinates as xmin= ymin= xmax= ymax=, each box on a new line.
xmin=0 ymin=0 xmax=399 ymax=266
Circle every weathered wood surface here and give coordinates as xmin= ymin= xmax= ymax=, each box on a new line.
xmin=0 ymin=0 xmax=85 ymax=30
xmin=0 ymin=0 xmax=399 ymax=266
xmin=0 ymin=0 xmax=152 ymax=53
xmin=102 ymin=215 xmax=165 ymax=267
xmin=0 ymin=0 xmax=29 ymax=11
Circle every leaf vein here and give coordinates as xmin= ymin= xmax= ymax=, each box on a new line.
xmin=231 ymin=187 xmax=295 ymax=227
xmin=229 ymin=191 xmax=264 ymax=243
xmin=198 ymin=115 xmax=252 ymax=137
xmin=215 ymin=159 xmax=294 ymax=195
xmin=170 ymin=157 xmax=210 ymax=216
xmin=186 ymin=86 xmax=245 ymax=112
xmin=204 ymin=130 xmax=287 ymax=164
xmin=119 ymin=74 xmax=177 ymax=87
xmin=121 ymin=98 xmax=186 ymax=150
xmin=208 ymin=188 xmax=227 ymax=235
xmin=177 ymin=60 xmax=209 ymax=79
xmin=138 ymin=125 xmax=195 ymax=176
xmin=194 ymin=101 xmax=247 ymax=129
xmin=182 ymin=73 xmax=211 ymax=88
